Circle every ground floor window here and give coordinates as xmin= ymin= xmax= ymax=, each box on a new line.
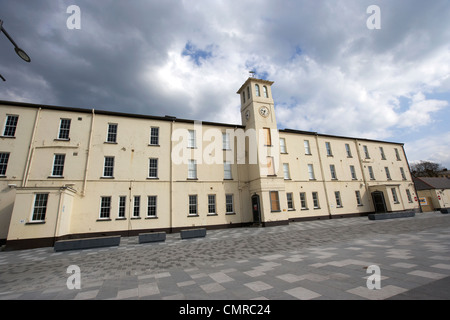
xmin=100 ymin=196 xmax=111 ymax=219
xmin=32 ymin=193 xmax=49 ymax=221
xmin=286 ymin=192 xmax=294 ymax=210
xmin=147 ymin=196 xmax=157 ymax=217
xmin=208 ymin=194 xmax=216 ymax=215
xmin=189 ymin=195 xmax=198 ymax=215
xmin=225 ymin=194 xmax=234 ymax=213
xmin=133 ymin=196 xmax=140 ymax=217
xmin=270 ymin=191 xmax=280 ymax=212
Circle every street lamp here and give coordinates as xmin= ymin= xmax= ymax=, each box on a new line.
xmin=0 ymin=19 xmax=31 ymax=63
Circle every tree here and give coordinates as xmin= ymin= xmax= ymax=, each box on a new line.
xmin=410 ymin=160 xmax=444 ymax=177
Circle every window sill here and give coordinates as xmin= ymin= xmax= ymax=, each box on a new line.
xmin=207 ymin=213 xmax=218 ymax=216
xmin=301 ymin=208 xmax=309 ymax=211
xmin=131 ymin=216 xmax=141 ymax=220
xmin=225 ymin=212 xmax=236 ymax=215
xmin=0 ymin=136 xmax=16 ymax=139
xmin=100 ymin=176 xmax=115 ymax=179
xmin=96 ymin=218 xmax=111 ymax=222
xmin=187 ymin=178 xmax=198 ymax=181
xmin=104 ymin=141 xmax=118 ymax=144
xmin=115 ymin=217 xmax=127 ymax=220
xmin=188 ymin=214 xmax=199 ymax=217
xmin=145 ymin=216 xmax=158 ymax=219
xmin=271 ymin=210 xmax=281 ymax=213
xmin=48 ymin=176 xmax=64 ymax=179
xmin=223 ymin=178 xmax=233 ymax=181
xmin=26 ymin=221 xmax=45 ymax=225
xmin=147 ymin=177 xmax=159 ymax=180
xmin=54 ymin=138 xmax=70 ymax=142
xmin=148 ymin=144 xmax=160 ymax=147
xmin=313 ymin=207 xmax=321 ymax=210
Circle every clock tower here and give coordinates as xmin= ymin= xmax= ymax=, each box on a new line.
xmin=236 ymin=77 xmax=288 ymax=227
xmin=237 ymin=77 xmax=276 ymax=129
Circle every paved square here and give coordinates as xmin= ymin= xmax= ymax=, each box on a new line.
xmin=1 ymin=211 xmax=450 ymax=300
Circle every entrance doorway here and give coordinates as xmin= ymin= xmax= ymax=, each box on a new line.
xmin=371 ymin=191 xmax=387 ymax=213
xmin=251 ymin=194 xmax=261 ymax=224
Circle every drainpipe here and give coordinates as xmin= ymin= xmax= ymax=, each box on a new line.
xmin=169 ymin=119 xmax=174 ymax=233
xmin=82 ymin=109 xmax=95 ymax=196
xmin=22 ymin=107 xmax=41 ymax=187
xmin=314 ymin=134 xmax=332 ymax=219
xmin=355 ymin=139 xmax=371 ymax=211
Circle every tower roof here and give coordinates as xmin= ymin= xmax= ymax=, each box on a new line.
xmin=236 ymin=77 xmax=274 ymax=94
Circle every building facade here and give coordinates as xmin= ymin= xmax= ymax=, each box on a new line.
xmin=0 ymin=78 xmax=419 ymax=249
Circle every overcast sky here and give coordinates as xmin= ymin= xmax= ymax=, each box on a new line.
xmin=1 ymin=0 xmax=449 ymax=168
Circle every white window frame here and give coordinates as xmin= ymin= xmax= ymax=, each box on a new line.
xmin=133 ymin=196 xmax=140 ymax=217
xmin=31 ymin=193 xmax=49 ymax=222
xmin=52 ymin=154 xmax=66 ymax=177
xmin=283 ymin=163 xmax=290 ymax=180
xmin=225 ymin=194 xmax=234 ymax=214
xmin=330 ymin=164 xmax=337 ymax=180
xmin=0 ymin=152 xmax=10 ymax=176
xmin=280 ymin=138 xmax=287 ymax=153
xmin=107 ymin=123 xmax=118 ymax=143
xmin=189 ymin=195 xmax=198 ymax=216
xmin=286 ymin=192 xmax=294 ymax=210
xmin=103 ymin=156 xmax=115 ymax=178
xmin=188 ymin=159 xmax=197 ymax=179
xmin=300 ymin=192 xmax=308 ymax=210
xmin=350 ymin=165 xmax=357 ymax=180
xmin=335 ymin=191 xmax=342 ymax=208
xmin=99 ymin=196 xmax=111 ymax=219
xmin=355 ymin=190 xmax=362 ymax=206
xmin=207 ymin=194 xmax=216 ymax=215
xmin=308 ymin=164 xmax=315 ymax=180
xmin=148 ymin=158 xmax=158 ymax=178
xmin=118 ymin=196 xmax=126 ymax=218
xmin=312 ymin=192 xmax=320 ymax=209
xmin=3 ymin=115 xmax=19 ymax=137
xmin=325 ymin=142 xmax=333 ymax=156
xmin=147 ymin=196 xmax=157 ymax=218
xmin=58 ymin=118 xmax=71 ymax=140
xmin=188 ymin=130 xmax=196 ymax=148
xmin=150 ymin=127 xmax=159 ymax=145
xmin=304 ymin=140 xmax=311 ymax=155
xmin=224 ymin=161 xmax=232 ymax=180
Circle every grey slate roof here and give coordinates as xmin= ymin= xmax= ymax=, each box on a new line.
xmin=414 ymin=177 xmax=450 ymax=190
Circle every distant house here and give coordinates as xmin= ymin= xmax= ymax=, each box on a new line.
xmin=438 ymin=170 xmax=450 ymax=178
xmin=414 ymin=177 xmax=450 ymax=211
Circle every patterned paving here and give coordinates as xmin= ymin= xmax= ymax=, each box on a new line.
xmin=1 ymin=212 xmax=450 ymax=300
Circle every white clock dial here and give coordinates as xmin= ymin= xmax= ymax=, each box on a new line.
xmin=259 ymin=106 xmax=269 ymax=117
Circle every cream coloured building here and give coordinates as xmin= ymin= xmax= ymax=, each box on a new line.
xmin=0 ymin=77 xmax=419 ymax=250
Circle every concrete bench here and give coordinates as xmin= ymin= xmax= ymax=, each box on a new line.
xmin=368 ymin=211 xmax=415 ymax=221
xmin=138 ymin=232 xmax=166 ymax=243
xmin=54 ymin=235 xmax=121 ymax=252
xmin=180 ymin=228 xmax=206 ymax=240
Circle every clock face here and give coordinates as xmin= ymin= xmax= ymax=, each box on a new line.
xmin=245 ymin=110 xmax=250 ymax=120
xmin=259 ymin=106 xmax=270 ymax=117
